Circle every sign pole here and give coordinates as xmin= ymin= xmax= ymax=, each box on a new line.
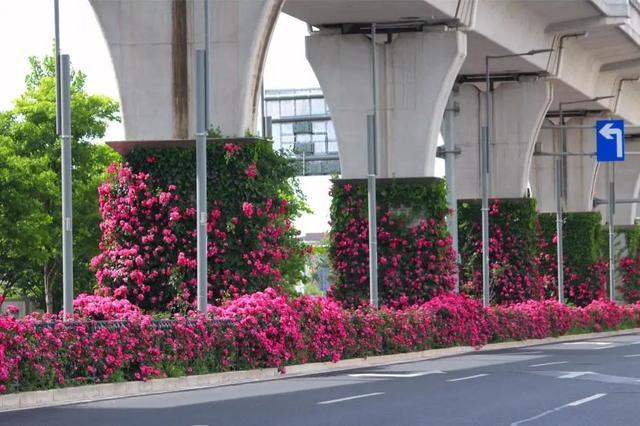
xmin=608 ymin=163 xmax=615 ymax=301
xmin=595 ymin=118 xmax=624 ymax=303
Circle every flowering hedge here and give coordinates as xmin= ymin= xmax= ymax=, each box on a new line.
xmin=617 ymin=225 xmax=640 ymax=303
xmin=538 ymin=212 xmax=608 ymax=305
xmin=458 ymin=199 xmax=544 ymax=304
xmin=91 ymin=140 xmax=309 ymax=311
xmin=328 ymin=178 xmax=456 ymax=308
xmin=620 ymin=257 xmax=640 ymax=303
xmin=2 ymin=291 xmax=639 ymax=394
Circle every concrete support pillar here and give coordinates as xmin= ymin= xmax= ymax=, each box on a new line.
xmin=593 ymin=140 xmax=640 ymax=225
xmin=529 ymin=126 xmax=556 ymax=212
xmin=91 ymin=0 xmax=282 ymax=140
xmin=455 ymin=78 xmax=552 ymax=199
xmin=306 ymin=30 xmax=466 ymax=178
xmin=564 ymin=117 xmax=600 ymax=213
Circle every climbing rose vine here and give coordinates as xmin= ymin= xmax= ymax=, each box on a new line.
xmin=328 ymin=180 xmax=456 ymax=308
xmin=91 ymin=140 xmax=309 ymax=311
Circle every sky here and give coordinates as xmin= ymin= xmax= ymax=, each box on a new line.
xmin=0 ymin=1 xmax=441 ymax=235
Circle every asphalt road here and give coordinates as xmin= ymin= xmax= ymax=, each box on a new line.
xmin=4 ymin=333 xmax=640 ymax=426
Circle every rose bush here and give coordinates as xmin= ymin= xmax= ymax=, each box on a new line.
xmin=2 ymin=291 xmax=639 ymax=394
xmin=620 ymin=256 xmax=640 ymax=303
xmin=92 ymin=140 xmax=309 ymax=312
xmin=329 ymin=179 xmax=456 ymax=308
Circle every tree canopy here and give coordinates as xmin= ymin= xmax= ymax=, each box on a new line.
xmin=0 ymin=54 xmax=120 ymax=311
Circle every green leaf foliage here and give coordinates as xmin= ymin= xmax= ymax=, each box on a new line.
xmin=119 ymin=139 xmax=309 ymax=299
xmin=0 ymin=54 xmax=120 ymax=310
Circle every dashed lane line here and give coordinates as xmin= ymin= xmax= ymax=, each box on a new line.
xmin=446 ymin=374 xmax=488 ymax=382
xmin=348 ymin=371 xmax=444 ymax=378
xmin=510 ymin=393 xmax=607 ymax=425
xmin=317 ymin=392 xmax=385 ymax=405
xmin=529 ymin=361 xmax=568 ymax=367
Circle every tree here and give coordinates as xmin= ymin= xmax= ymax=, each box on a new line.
xmin=0 ymin=54 xmax=119 ymax=312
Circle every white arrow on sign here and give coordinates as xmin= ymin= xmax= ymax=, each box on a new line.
xmin=599 ymin=122 xmax=623 ymax=158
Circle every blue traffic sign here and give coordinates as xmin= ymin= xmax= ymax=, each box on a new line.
xmin=596 ymin=119 xmax=625 ymax=162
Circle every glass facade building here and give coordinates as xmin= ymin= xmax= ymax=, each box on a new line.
xmin=264 ymin=88 xmax=340 ymax=175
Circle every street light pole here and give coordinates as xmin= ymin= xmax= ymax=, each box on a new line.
xmin=368 ymin=23 xmax=379 ymax=308
xmin=482 ymin=55 xmax=491 ymax=307
xmin=195 ymin=50 xmax=208 ymax=313
xmin=204 ymin=0 xmax=210 ymax=130
xmin=54 ymin=0 xmax=61 ymax=135
xmin=556 ymin=95 xmax=614 ymax=303
xmin=443 ymin=89 xmax=459 ymax=292
xmin=60 ymin=55 xmax=73 ymax=318
xmin=482 ymin=48 xmax=553 ymax=307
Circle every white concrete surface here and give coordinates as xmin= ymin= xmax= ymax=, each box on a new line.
xmin=91 ymin=0 xmax=283 ymax=140
xmin=455 ymin=79 xmax=552 ymax=199
xmin=306 ymin=29 xmax=466 ymax=178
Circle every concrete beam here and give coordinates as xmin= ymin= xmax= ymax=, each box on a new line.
xmin=455 ymin=78 xmax=552 ymax=199
xmin=601 ymin=57 xmax=640 ymax=72
xmin=545 ymin=16 xmax=626 ymax=34
xmin=306 ymin=29 xmax=466 ymax=178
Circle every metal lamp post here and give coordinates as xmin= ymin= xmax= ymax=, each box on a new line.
xmin=368 ymin=23 xmax=379 ymax=308
xmin=482 ymin=48 xmax=553 ymax=307
xmin=556 ymin=96 xmax=614 ymax=303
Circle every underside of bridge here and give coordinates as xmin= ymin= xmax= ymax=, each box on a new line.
xmin=91 ymin=0 xmax=640 ymax=224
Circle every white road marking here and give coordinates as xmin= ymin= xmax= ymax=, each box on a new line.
xmin=558 ymin=371 xmax=593 ymax=379
xmin=529 ymin=361 xmax=568 ymax=367
xmin=511 ymin=393 xmax=607 ymax=425
xmin=563 ymin=342 xmax=612 ymax=346
xmin=624 ymin=354 xmax=640 ymax=358
xmin=566 ymin=394 xmax=607 ymax=406
xmin=317 ymin=392 xmax=384 ymax=405
xmin=447 ymin=374 xmax=488 ymax=382
xmin=349 ymin=371 xmax=444 ymax=378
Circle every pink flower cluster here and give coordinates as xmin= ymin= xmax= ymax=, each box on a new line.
xmin=536 ymin=224 xmax=608 ymax=306
xmin=461 ymin=199 xmax=546 ymax=304
xmin=1 ymin=292 xmax=639 ymax=394
xmin=620 ymin=256 xmax=640 ymax=303
xmin=461 ymin=200 xmax=608 ymax=306
xmin=330 ymin=185 xmax=456 ymax=308
xmin=92 ymin=163 xmax=305 ymax=311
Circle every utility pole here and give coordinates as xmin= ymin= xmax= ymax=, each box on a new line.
xmin=482 ymin=48 xmax=553 ymax=307
xmin=443 ymin=90 xmax=460 ymax=291
xmin=60 ymin=55 xmax=73 ymax=318
xmin=195 ymin=50 xmax=208 ymax=312
xmin=368 ymin=23 xmax=379 ymax=308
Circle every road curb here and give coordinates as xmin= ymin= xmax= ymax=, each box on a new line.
xmin=2 ymin=327 xmax=638 ymax=412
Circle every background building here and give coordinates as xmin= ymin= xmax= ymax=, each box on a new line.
xmin=264 ymin=88 xmax=340 ymax=176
